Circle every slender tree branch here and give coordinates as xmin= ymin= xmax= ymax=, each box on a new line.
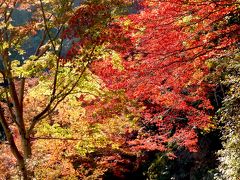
xmin=35 ymin=30 xmax=47 ymax=56
xmin=39 ymin=0 xmax=56 ymax=52
xmin=19 ymin=77 xmax=25 ymax=109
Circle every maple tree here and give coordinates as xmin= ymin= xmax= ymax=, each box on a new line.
xmin=82 ymin=0 xmax=240 ymax=177
xmin=82 ymin=1 xmax=239 ymax=178
xmin=89 ymin=0 xmax=240 ymax=162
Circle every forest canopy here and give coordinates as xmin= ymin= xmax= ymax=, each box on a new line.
xmin=0 ymin=0 xmax=239 ymax=179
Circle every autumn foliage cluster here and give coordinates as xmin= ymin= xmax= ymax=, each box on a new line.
xmin=0 ymin=0 xmax=239 ymax=179
xmin=87 ymin=0 xmax=239 ymax=152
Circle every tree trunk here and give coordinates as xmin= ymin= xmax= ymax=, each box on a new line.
xmin=17 ymin=154 xmax=29 ymax=180
xmin=0 ymin=109 xmax=29 ymax=179
xmin=21 ymin=135 xmax=32 ymax=159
